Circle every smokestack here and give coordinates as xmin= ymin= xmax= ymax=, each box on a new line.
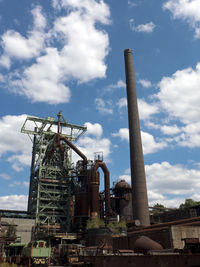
xmin=124 ymin=49 xmax=150 ymax=226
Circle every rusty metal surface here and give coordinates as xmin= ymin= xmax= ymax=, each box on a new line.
xmin=86 ymin=228 xmax=113 ymax=248
xmin=133 ymin=236 xmax=163 ymax=254
xmin=92 ymin=161 xmax=111 ymax=216
xmin=79 ymin=254 xmax=200 ymax=267
xmin=128 ymin=216 xmax=200 ymax=233
xmin=124 ymin=49 xmax=150 ymax=226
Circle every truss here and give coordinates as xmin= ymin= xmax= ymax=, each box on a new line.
xmin=22 ymin=112 xmax=87 ymax=235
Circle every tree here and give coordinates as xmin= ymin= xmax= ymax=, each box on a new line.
xmin=179 ymin=199 xmax=200 ymax=209
xmin=151 ymin=203 xmax=166 ymax=215
xmin=86 ymin=217 xmax=105 ymax=229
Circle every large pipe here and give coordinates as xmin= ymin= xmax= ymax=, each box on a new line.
xmin=124 ymin=48 xmax=150 ymax=226
xmin=92 ymin=161 xmax=111 ymax=217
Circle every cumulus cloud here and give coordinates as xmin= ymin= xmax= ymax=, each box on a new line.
xmin=72 ymin=122 xmax=111 ymax=162
xmin=0 ymin=115 xmax=31 ymax=171
xmin=0 ymin=195 xmax=28 ymax=210
xmin=130 ymin=19 xmax=156 ymax=33
xmin=112 ymin=128 xmax=166 ymax=154
xmin=95 ymin=98 xmax=113 ymax=115
xmin=84 ymin=122 xmax=103 ymax=139
xmin=0 ymin=1 xmax=111 ymax=104
xmin=163 ymin=0 xmax=200 ymax=38
xmin=138 ymin=99 xmax=159 ymax=120
xmin=155 ymin=63 xmax=200 ymax=148
xmin=0 ymin=114 xmax=111 ymax=174
xmin=104 ymin=80 xmax=126 ymax=92
xmin=138 ymin=79 xmax=152 ymax=88
xmin=118 ymin=162 xmax=200 ymax=208
xmin=117 ymin=97 xmax=158 ymax=120
xmin=0 ymin=6 xmax=46 ymax=67
xmin=157 ymin=63 xmax=200 ymax=124
xmin=146 ymin=161 xmax=200 ymax=207
xmin=142 ymin=132 xmax=167 ymax=154
xmin=160 ymin=124 xmax=181 ymax=135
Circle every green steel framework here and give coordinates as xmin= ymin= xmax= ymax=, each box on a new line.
xmin=21 ymin=113 xmax=86 ymax=235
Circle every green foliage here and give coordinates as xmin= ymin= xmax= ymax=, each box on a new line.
xmin=107 ymin=220 xmax=127 ymax=233
xmin=153 ymin=203 xmax=165 ymax=209
xmin=151 ymin=203 xmax=166 ymax=215
xmin=179 ymin=198 xmax=200 ymax=209
xmin=6 ymin=222 xmax=17 ymax=238
xmin=86 ymin=217 xmax=105 ymax=229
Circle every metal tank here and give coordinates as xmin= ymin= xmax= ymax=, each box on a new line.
xmin=124 ymin=49 xmax=150 ymax=226
xmin=113 ymin=180 xmax=133 ymax=221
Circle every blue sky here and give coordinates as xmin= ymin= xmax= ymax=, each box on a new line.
xmin=0 ymin=0 xmax=200 ymax=210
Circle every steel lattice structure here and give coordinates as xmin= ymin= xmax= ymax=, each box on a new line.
xmin=21 ymin=112 xmax=86 ymax=235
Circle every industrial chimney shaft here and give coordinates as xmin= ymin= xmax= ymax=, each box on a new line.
xmin=124 ymin=48 xmax=150 ymax=226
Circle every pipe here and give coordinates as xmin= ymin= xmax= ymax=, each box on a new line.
xmin=89 ymin=171 xmax=100 ymax=216
xmin=124 ymin=49 xmax=150 ymax=226
xmin=43 ymin=134 xmax=87 ymax=164
xmin=62 ymin=136 xmax=87 ymax=164
xmin=92 ymin=161 xmax=111 ymax=216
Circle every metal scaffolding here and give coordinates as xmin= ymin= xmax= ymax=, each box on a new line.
xmin=21 ymin=112 xmax=86 ymax=235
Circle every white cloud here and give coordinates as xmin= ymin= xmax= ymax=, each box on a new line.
xmin=117 ymin=98 xmax=158 ymax=120
xmin=128 ymin=1 xmax=137 ymax=8
xmin=0 ymin=114 xmax=31 ymax=171
xmin=72 ymin=122 xmax=111 ymax=163
xmin=157 ymin=63 xmax=200 ymax=124
xmin=0 ymin=1 xmax=111 ymax=104
xmin=155 ymin=62 xmax=200 ymax=148
xmin=112 ymin=128 xmax=129 ymax=141
xmin=0 ymin=173 xmax=11 ymax=180
xmin=84 ymin=122 xmax=103 ymax=138
xmin=0 ymin=195 xmax=28 ymax=210
xmin=52 ymin=0 xmax=111 ymax=25
xmin=146 ymin=162 xmax=200 ymax=195
xmin=76 ymin=136 xmax=111 ymax=161
xmin=118 ymin=161 xmax=200 ymax=208
xmin=9 ymin=181 xmax=29 ymax=188
xmin=105 ymin=80 xmax=126 ymax=92
xmin=0 ymin=6 xmax=46 ymax=64
xmin=163 ymin=0 xmax=200 ymax=38
xmin=112 ymin=128 xmax=166 ymax=154
xmin=138 ymin=99 xmax=159 ymax=120
xmin=146 ymin=161 xmax=200 ymax=207
xmin=138 ymin=79 xmax=152 ymax=88
xmin=142 ymin=131 xmax=167 ymax=154
xmin=117 ymin=97 xmax=127 ymax=109
xmin=130 ymin=19 xmax=156 ymax=33
xmin=95 ymin=98 xmax=113 ymax=115
xmin=160 ymin=124 xmax=181 ymax=135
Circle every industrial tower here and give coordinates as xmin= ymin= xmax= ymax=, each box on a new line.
xmin=21 ymin=112 xmax=86 ymax=236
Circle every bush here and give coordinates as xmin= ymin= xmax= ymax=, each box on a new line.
xmin=86 ymin=217 xmax=105 ymax=229
xmin=107 ymin=220 xmax=127 ymax=233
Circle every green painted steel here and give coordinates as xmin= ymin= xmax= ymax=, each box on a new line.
xmin=22 ymin=241 xmax=51 ymax=258
xmin=21 ymin=112 xmax=87 ymax=236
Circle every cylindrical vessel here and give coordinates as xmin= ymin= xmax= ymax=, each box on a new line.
xmin=114 ymin=180 xmax=133 ymax=221
xmin=124 ymin=49 xmax=150 ymax=226
xmin=89 ymin=171 xmax=100 ymax=216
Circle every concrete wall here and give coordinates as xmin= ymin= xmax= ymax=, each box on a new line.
xmin=171 ymin=225 xmax=200 ymax=249
xmin=127 ymin=225 xmax=200 ymax=250
xmin=2 ymin=217 xmax=35 ymax=243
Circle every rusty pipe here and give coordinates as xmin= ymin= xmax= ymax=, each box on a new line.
xmin=93 ymin=161 xmax=111 ymax=216
xmin=62 ymin=136 xmax=87 ymax=163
